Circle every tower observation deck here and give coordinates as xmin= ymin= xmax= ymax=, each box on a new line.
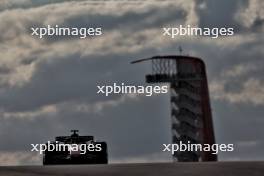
xmin=132 ymin=55 xmax=217 ymax=162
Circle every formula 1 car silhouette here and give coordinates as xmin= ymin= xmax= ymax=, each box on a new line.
xmin=43 ymin=130 xmax=108 ymax=165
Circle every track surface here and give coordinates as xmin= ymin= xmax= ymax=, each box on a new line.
xmin=0 ymin=162 xmax=263 ymax=176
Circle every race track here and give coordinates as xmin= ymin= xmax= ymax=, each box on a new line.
xmin=0 ymin=162 xmax=263 ymax=176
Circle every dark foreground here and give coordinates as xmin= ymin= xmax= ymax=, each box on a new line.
xmin=0 ymin=162 xmax=263 ymax=176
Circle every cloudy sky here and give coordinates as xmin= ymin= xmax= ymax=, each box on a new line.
xmin=0 ymin=0 xmax=263 ymax=165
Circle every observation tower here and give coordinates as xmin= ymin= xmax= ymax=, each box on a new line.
xmin=132 ymin=55 xmax=217 ymax=161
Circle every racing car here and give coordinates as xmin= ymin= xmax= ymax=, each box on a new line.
xmin=43 ymin=130 xmax=108 ymax=165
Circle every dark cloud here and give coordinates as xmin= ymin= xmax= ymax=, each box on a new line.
xmin=0 ymin=51 xmax=154 ymax=112
xmin=252 ymin=17 xmax=264 ymax=32
xmin=0 ymin=66 xmax=11 ymax=74
xmin=196 ymin=0 xmax=247 ymax=29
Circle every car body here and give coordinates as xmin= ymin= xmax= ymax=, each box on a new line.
xmin=43 ymin=130 xmax=108 ymax=165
